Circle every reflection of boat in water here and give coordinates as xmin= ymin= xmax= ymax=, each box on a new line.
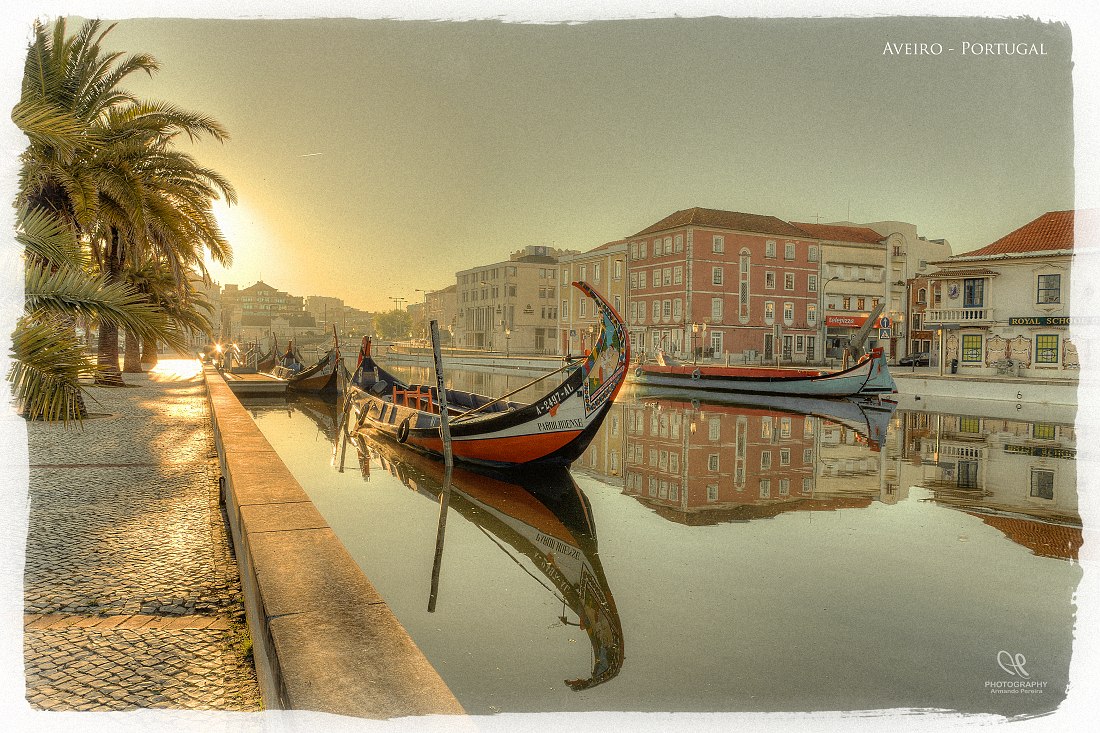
xmin=291 ymin=394 xmax=341 ymax=440
xmin=632 ymin=387 xmax=896 ymax=448
xmin=345 ymin=433 xmax=624 ymax=691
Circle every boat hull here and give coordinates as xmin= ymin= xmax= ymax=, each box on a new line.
xmin=631 ymin=350 xmax=896 ymax=398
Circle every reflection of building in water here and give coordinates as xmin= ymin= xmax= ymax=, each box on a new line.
xmin=576 ymin=401 xmax=626 ymax=486
xmin=894 ymin=409 xmax=1080 ymax=558
xmin=619 ymin=398 xmax=892 ymax=524
xmin=816 ymin=418 xmax=904 ymax=505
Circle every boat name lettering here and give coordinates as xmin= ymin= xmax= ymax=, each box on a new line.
xmin=535 ymin=532 xmax=581 ymax=560
xmin=535 ymin=384 xmax=574 ymax=415
xmin=537 ymin=418 xmax=583 ymax=431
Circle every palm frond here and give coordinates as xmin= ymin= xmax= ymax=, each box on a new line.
xmin=8 ymin=315 xmax=96 ymax=423
xmin=16 ymin=204 xmax=86 ymax=268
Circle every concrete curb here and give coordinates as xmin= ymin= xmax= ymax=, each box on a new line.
xmin=203 ymin=366 xmax=465 ymax=719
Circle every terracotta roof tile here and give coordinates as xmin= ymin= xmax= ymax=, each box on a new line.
xmin=965 ymin=210 xmax=1075 ymax=256
xmin=790 ymin=222 xmax=885 ymax=244
xmin=927 ymin=268 xmax=1000 ymax=278
xmin=633 ymin=207 xmax=812 ymax=239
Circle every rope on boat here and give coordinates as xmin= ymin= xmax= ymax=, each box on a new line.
xmin=449 ymin=359 xmax=581 ymax=424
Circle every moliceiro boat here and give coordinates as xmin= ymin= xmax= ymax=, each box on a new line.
xmin=270 ymin=328 xmax=343 ymax=396
xmin=342 ymin=281 xmax=629 ymax=468
xmin=631 ymin=347 xmax=896 ymax=398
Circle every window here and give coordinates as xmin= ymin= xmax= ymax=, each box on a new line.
xmin=630 ymin=242 xmax=638 ymax=260
xmin=652 ymin=301 xmax=660 ymax=320
xmin=856 ymin=297 xmax=865 ymax=310
xmin=628 ymin=302 xmax=636 ymax=323
xmin=1036 ymin=334 xmax=1059 ymax=364
xmin=765 ymin=271 xmax=776 ymax=289
xmin=784 ymin=242 xmax=796 ymax=260
xmin=663 ymin=299 xmax=672 ymax=320
xmin=639 ymin=241 xmax=647 ymax=259
xmin=759 ymin=479 xmax=771 ymax=498
xmin=1037 ymin=274 xmax=1061 ymax=304
xmin=1033 ymin=423 xmax=1057 ymax=440
xmin=779 ymin=479 xmax=790 ymax=496
xmin=933 ymin=284 xmax=942 ymax=305
xmin=959 ymin=416 xmax=980 ymax=433
xmin=562 ymin=300 xmax=569 ymax=318
xmin=957 ymin=460 xmax=979 ymax=488
xmin=795 ymin=335 xmax=804 ymax=352
xmin=780 ymin=448 xmax=791 ymax=466
xmin=664 ymin=237 xmax=672 ymax=254
xmin=713 ymin=267 xmax=724 ymax=285
xmin=713 ymin=235 xmax=725 ymax=253
xmin=673 ymin=298 xmax=683 ymax=320
xmin=807 ymin=303 xmax=817 ymax=325
xmin=961 ymin=334 xmax=982 ymax=362
xmin=639 ymin=271 xmax=647 ymax=288
xmin=707 ymin=484 xmax=719 ymax=501
xmin=1030 ymin=469 xmax=1054 ymax=500
xmin=766 ymin=240 xmax=776 ymax=258
xmin=594 ymin=263 xmax=601 ymax=282
xmin=709 ymin=419 xmax=721 ymax=441
xmin=784 ymin=273 xmax=795 ymax=290
xmin=842 ymin=297 xmax=851 ymax=310
xmin=711 ymin=298 xmax=723 ymax=320
xmin=808 ymin=245 xmax=818 ymax=262
xmin=710 ymin=331 xmax=723 ymax=354
xmin=760 ymin=451 xmax=772 ymax=469
xmin=708 ymin=454 xmax=720 ymax=471
xmin=912 ymin=313 xmax=923 ymax=330
xmin=673 ymin=266 xmax=683 ymax=285
xmin=663 ymin=267 xmax=672 ymax=286
xmin=808 ymin=275 xmax=818 ymax=292
xmin=764 ymin=301 xmax=775 ymax=321
xmin=783 ymin=302 xmax=794 ymax=322
xmin=580 ymin=299 xmax=587 ymax=318
xmin=963 ymin=278 xmax=984 ymax=307
xmin=917 ymin=287 xmax=927 ymax=304
xmin=630 ymin=272 xmax=638 ymax=289
xmin=674 ymin=235 xmax=683 ymax=252
xmin=613 ymin=260 xmax=622 ymax=279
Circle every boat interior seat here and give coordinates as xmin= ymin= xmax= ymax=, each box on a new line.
xmin=370 ymin=380 xmax=389 ymax=396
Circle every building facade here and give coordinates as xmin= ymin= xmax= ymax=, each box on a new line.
xmin=455 ymin=245 xmax=564 ymax=354
xmin=924 ymin=210 xmax=1080 ymax=379
xmin=626 ymin=208 xmax=820 ymax=364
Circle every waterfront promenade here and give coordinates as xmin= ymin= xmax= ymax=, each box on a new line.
xmin=21 ymin=363 xmax=261 ymax=712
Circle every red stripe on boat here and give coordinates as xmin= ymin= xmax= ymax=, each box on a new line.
xmin=409 ymin=430 xmax=583 ymax=464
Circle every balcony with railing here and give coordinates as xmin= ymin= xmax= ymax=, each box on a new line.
xmin=924 ymin=306 xmax=994 ymax=325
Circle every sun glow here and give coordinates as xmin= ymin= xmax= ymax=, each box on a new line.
xmin=148 ymin=359 xmax=204 ymax=381
xmin=208 ymin=197 xmax=282 ymax=285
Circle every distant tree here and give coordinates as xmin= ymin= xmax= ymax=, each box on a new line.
xmin=373 ymin=310 xmax=412 ymax=341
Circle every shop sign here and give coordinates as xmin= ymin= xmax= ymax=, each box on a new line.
xmin=825 ymin=314 xmax=891 ymax=328
xmin=1008 ymin=316 xmax=1070 ymax=326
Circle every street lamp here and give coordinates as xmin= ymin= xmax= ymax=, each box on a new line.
xmin=505 ymin=328 xmax=511 ymax=357
xmin=691 ymin=322 xmax=707 ymax=364
xmin=820 ymin=275 xmax=841 ymax=364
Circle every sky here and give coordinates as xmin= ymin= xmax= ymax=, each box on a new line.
xmin=2 ymin=3 xmax=1100 ymax=732
xmin=2 ymin=2 xmax=1086 ymax=312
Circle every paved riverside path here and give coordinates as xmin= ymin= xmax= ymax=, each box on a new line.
xmin=22 ymin=365 xmax=261 ymax=712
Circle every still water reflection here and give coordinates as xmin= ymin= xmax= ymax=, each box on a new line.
xmin=243 ymin=365 xmax=1080 ymax=717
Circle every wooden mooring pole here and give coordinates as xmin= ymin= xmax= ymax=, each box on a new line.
xmin=428 ymin=319 xmax=454 ymax=612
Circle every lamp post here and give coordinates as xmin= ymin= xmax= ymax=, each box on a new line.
xmin=820 ymin=275 xmax=840 ymax=365
xmin=691 ymin=322 xmax=707 ymax=364
xmin=505 ymin=328 xmax=511 ymax=357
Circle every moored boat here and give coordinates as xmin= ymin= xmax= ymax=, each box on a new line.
xmin=342 ymin=281 xmax=629 ymax=468
xmin=630 ymin=347 xmax=896 ymax=398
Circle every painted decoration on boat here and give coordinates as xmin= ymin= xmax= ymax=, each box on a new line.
xmin=577 ymin=281 xmax=628 ymax=417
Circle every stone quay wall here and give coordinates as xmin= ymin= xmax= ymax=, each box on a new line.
xmin=204 ymin=366 xmax=464 ymax=719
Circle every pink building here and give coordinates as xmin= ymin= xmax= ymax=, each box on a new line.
xmin=626 ymin=208 xmax=821 ymax=363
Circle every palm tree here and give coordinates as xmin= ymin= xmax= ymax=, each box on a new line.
xmin=11 ymin=205 xmax=180 ymax=420
xmin=10 ymin=17 xmax=235 ymax=417
xmin=123 ymin=257 xmax=216 ymax=371
xmin=15 ymin=18 xmax=234 ymax=386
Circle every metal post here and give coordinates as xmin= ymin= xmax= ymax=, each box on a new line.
xmin=428 ymin=319 xmax=454 ymax=612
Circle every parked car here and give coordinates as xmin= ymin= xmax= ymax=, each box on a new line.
xmin=898 ymin=351 xmax=930 ymax=366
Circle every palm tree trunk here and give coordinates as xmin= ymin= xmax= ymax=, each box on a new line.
xmin=123 ymin=328 xmax=143 ymax=372
xmin=140 ymin=336 xmax=159 ymax=368
xmin=95 ymin=231 xmax=125 ymax=386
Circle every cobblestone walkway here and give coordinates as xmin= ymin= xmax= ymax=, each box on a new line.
xmin=23 ymin=366 xmax=262 ymax=712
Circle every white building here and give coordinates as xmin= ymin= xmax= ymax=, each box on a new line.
xmin=924 ymin=210 xmax=1081 ymax=379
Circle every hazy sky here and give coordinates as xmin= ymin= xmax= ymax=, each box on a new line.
xmin=2 ymin=4 xmax=1086 ymax=313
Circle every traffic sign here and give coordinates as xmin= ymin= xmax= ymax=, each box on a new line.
xmin=879 ymin=328 xmax=891 ymax=338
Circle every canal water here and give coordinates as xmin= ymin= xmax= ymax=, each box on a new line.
xmin=240 ymin=365 xmax=1080 ymax=718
